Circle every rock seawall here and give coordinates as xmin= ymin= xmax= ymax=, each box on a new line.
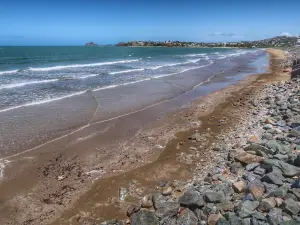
xmin=100 ymin=74 xmax=300 ymax=224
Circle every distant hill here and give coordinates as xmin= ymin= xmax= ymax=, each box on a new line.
xmin=116 ymin=36 xmax=299 ymax=48
xmin=85 ymin=42 xmax=98 ymax=47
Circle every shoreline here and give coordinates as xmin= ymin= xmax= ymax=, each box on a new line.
xmin=0 ymin=49 xmax=283 ymax=225
xmin=52 ymin=49 xmax=287 ymax=224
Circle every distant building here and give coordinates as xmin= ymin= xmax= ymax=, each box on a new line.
xmin=296 ymin=37 xmax=300 ymax=47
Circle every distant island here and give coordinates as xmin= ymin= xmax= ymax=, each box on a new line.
xmin=85 ymin=42 xmax=99 ymax=47
xmin=116 ymin=36 xmax=298 ymax=48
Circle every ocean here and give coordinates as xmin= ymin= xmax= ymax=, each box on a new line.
xmin=0 ymin=46 xmax=256 ymax=112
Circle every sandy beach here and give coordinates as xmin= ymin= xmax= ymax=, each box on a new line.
xmin=0 ymin=48 xmax=288 ymax=225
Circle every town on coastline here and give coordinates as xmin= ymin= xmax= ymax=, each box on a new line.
xmin=86 ymin=36 xmax=300 ymax=48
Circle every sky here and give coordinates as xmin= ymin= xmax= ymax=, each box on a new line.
xmin=0 ymin=0 xmax=299 ymax=46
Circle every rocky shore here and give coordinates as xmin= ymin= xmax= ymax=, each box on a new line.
xmin=99 ymin=55 xmax=300 ymax=225
xmin=280 ymin=47 xmax=300 ymax=69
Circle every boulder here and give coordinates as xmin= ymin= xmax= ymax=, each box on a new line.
xmin=232 ymin=181 xmax=246 ymax=193
xmin=278 ymin=161 xmax=300 ymax=177
xmin=176 ymin=208 xmax=198 ymax=225
xmin=141 ymin=195 xmax=153 ymax=208
xmin=282 ymin=198 xmax=300 ymax=215
xmin=245 ymin=163 xmax=260 ymax=171
xmin=178 ymin=190 xmax=205 ymax=208
xmin=244 ymin=144 xmax=272 ymax=156
xmin=127 ymin=204 xmax=141 ymax=217
xmin=259 ymin=197 xmax=276 ymax=212
xmin=267 ymin=208 xmax=283 ymax=224
xmin=236 ymin=200 xmax=259 ymax=218
xmin=207 ymin=213 xmax=222 ymax=225
xmin=152 ymin=193 xmax=167 ymax=209
xmin=234 ymin=150 xmax=264 ymax=165
xmin=155 ymin=202 xmax=180 ymax=218
xmin=131 ymin=210 xmax=158 ymax=225
xmin=204 ymin=191 xmax=225 ymax=203
xmin=261 ymin=170 xmax=284 ymax=185
xmin=248 ymin=182 xmax=265 ymax=200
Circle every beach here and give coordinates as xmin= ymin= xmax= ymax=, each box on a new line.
xmin=0 ymin=47 xmax=286 ymax=225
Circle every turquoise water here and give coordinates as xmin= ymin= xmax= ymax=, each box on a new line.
xmin=0 ymin=46 xmax=256 ymax=111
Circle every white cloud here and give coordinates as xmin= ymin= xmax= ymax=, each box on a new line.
xmin=280 ymin=32 xmax=293 ymax=37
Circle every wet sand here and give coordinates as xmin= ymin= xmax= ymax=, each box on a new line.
xmin=0 ymin=51 xmax=272 ymax=225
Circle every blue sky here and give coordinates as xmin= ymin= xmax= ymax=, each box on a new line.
xmin=0 ymin=0 xmax=299 ymax=45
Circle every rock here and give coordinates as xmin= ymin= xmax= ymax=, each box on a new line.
xmin=275 ymin=198 xmax=284 ymax=207
xmin=176 ymin=208 xmax=198 ymax=225
xmin=131 ymin=210 xmax=158 ymax=225
xmin=252 ymin=211 xmax=266 ymax=221
xmin=141 ymin=195 xmax=153 ymax=208
xmin=248 ymin=182 xmax=265 ymax=200
xmin=230 ymin=162 xmax=243 ymax=174
xmin=178 ymin=190 xmax=205 ymax=208
xmin=155 ymin=202 xmax=180 ymax=218
xmin=225 ymin=214 xmax=241 ymax=225
xmin=217 ymin=201 xmax=234 ymax=212
xmin=254 ymin=167 xmax=266 ymax=176
xmin=234 ymin=150 xmax=264 ymax=165
xmin=127 ymin=204 xmax=141 ymax=217
xmin=264 ymin=182 xmax=278 ymax=195
xmin=271 ymin=185 xmax=289 ymax=198
xmin=278 ymin=161 xmax=300 ymax=177
xmin=162 ymin=186 xmax=172 ymax=196
xmin=259 ymin=197 xmax=276 ymax=212
xmin=265 ymin=140 xmax=284 ymax=155
xmin=267 ymin=208 xmax=283 ymax=224
xmin=207 ymin=213 xmax=222 ymax=225
xmin=293 ymin=155 xmax=300 ymax=167
xmin=152 ymin=193 xmax=166 ymax=209
xmin=232 ymin=181 xmax=246 ymax=193
xmin=261 ymin=170 xmax=284 ymax=185
xmin=264 ymin=124 xmax=273 ymax=130
xmin=289 ymin=189 xmax=300 ymax=201
xmin=248 ymin=135 xmax=261 ymax=144
xmin=236 ymin=200 xmax=259 ymax=218
xmin=244 ymin=143 xmax=272 ymax=156
xmin=288 ymin=129 xmax=300 ymax=137
xmin=282 ymin=198 xmax=300 ymax=215
xmin=204 ymin=191 xmax=225 ymax=203
xmin=216 ymin=218 xmax=229 ymax=225
xmin=266 ymin=118 xmax=276 ymax=125
xmin=246 ymin=163 xmax=260 ymax=171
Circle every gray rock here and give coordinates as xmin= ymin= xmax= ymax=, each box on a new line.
xmin=271 ymin=185 xmax=289 ymax=198
xmin=259 ymin=197 xmax=276 ymax=212
xmin=152 ymin=193 xmax=167 ymax=209
xmin=279 ymin=220 xmax=299 ymax=225
xmin=252 ymin=211 xmax=267 ymax=221
xmin=236 ymin=200 xmax=259 ymax=218
xmin=264 ymin=140 xmax=283 ymax=154
xmin=178 ymin=190 xmax=205 ymax=208
xmin=193 ymin=208 xmax=207 ymax=221
xmin=245 ymin=143 xmax=273 ymax=156
xmin=131 ymin=210 xmax=159 ymax=225
xmin=261 ymin=170 xmax=284 ymax=185
xmin=289 ymin=189 xmax=300 ymax=201
xmin=282 ymin=198 xmax=300 ymax=215
xmin=224 ymin=213 xmax=241 ymax=225
xmin=278 ymin=161 xmax=300 ymax=177
xmin=263 ymin=182 xmax=279 ymax=195
xmin=246 ymin=163 xmax=260 ymax=171
xmin=155 ymin=202 xmax=180 ymax=218
xmin=230 ymin=162 xmax=243 ymax=174
xmin=293 ymin=155 xmax=300 ymax=167
xmin=254 ymin=167 xmax=266 ymax=176
xmin=267 ymin=208 xmax=283 ymax=224
xmin=204 ymin=191 xmax=225 ymax=203
xmin=176 ymin=208 xmax=198 ymax=225
xmin=216 ymin=218 xmax=230 ymax=225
